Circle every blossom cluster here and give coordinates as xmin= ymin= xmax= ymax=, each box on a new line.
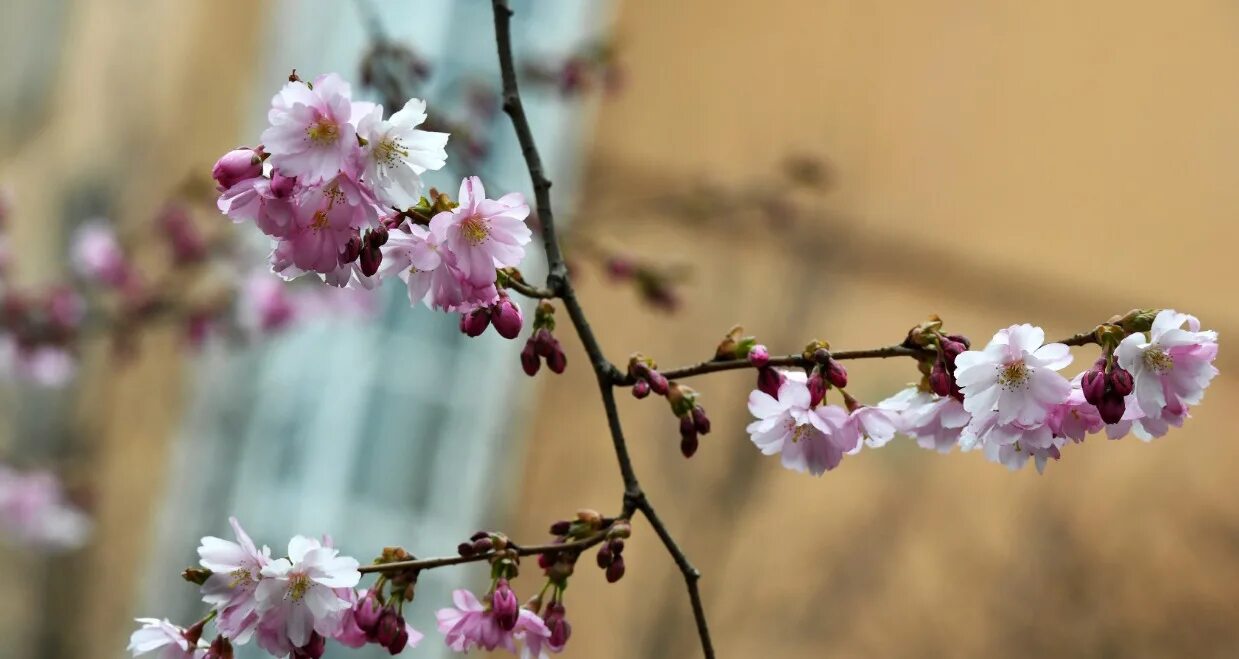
xmin=746 ymin=311 xmax=1218 ymax=474
xmin=130 ymin=515 xmax=614 ymax=658
xmin=0 ymin=463 xmax=90 ymax=550
xmin=213 ymin=73 xmax=534 ymax=332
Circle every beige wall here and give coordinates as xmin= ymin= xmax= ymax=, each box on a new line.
xmin=515 ymin=1 xmax=1239 ymax=657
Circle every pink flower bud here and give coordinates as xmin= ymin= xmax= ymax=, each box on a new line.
xmin=546 ymin=603 xmax=571 ymax=650
xmin=1081 ymin=361 xmax=1107 ymax=406
xmin=353 ymin=590 xmax=384 ymax=634
xmin=340 ymin=234 xmax=363 ymax=264
xmin=520 ymin=341 xmax=541 ymax=376
xmin=212 ymin=147 xmax=263 ymax=190
xmin=807 ymin=371 xmax=826 ymax=407
xmin=646 ymin=370 xmax=669 ymax=396
xmin=367 ymin=225 xmax=389 ymax=248
xmin=375 ymin=608 xmax=402 ymax=648
xmin=1097 ymin=391 xmax=1126 ymax=425
xmin=679 ymin=417 xmax=699 ymax=458
xmin=825 ymin=359 xmax=848 ymax=388
xmin=460 ymin=308 xmax=491 ymax=337
xmin=205 ymin=636 xmax=234 ymax=659
xmin=490 ymin=297 xmax=524 ymax=340
xmin=533 ymin=328 xmax=556 ymax=358
xmin=632 ymin=379 xmax=651 ymax=399
xmin=929 ymin=360 xmax=952 ymax=397
xmin=492 ymin=580 xmax=520 ymax=631
xmin=270 ymin=172 xmax=296 ymax=198
xmin=946 ymin=333 xmax=971 ymax=349
xmin=747 ymin=344 xmax=770 ymax=368
xmin=940 ymin=339 xmax=966 ymax=366
xmin=359 ymin=244 xmax=382 ymax=277
xmin=757 ymin=366 xmax=784 ymax=398
xmin=1108 ymin=366 xmax=1134 ymax=397
xmin=547 ymin=340 xmax=567 ymax=374
xmin=292 ymin=632 xmax=326 ymax=659
xmin=606 ymin=555 xmax=626 ymax=582
xmin=549 ymin=520 xmax=572 ymax=535
xmin=386 ymin=621 xmax=410 ymax=654
xmin=596 ymin=544 xmax=613 ymax=568
xmin=692 ymin=405 xmax=711 ymax=435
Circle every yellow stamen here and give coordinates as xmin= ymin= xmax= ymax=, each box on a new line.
xmin=460 ymin=216 xmax=489 ymax=246
xmin=997 ymin=361 xmax=1030 ymax=391
xmin=306 ymin=119 xmax=339 ymax=145
xmin=1143 ymin=347 xmax=1173 ymax=373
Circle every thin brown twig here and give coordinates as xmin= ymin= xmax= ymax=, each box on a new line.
xmin=359 ymin=530 xmax=611 ymax=575
xmin=490 ymin=2 xmax=714 ymax=656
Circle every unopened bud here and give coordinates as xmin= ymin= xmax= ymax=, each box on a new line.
xmin=547 ymin=340 xmax=567 ymax=374
xmin=293 ymin=632 xmax=326 ymax=659
xmin=577 ymin=509 xmax=603 ymax=526
xmin=520 ymin=341 xmax=541 ymax=376
xmin=680 ymin=433 xmax=699 ymax=459
xmin=807 ymin=371 xmax=826 ymax=407
xmin=606 ymin=556 xmax=626 ymax=583
xmin=354 ymin=591 xmax=384 ymax=634
xmin=367 ymin=224 xmax=389 ymax=248
xmin=747 ymin=344 xmax=770 ymax=368
xmin=692 ymin=405 xmax=711 ymax=435
xmin=205 ymin=636 xmax=234 ymax=659
xmin=492 ymin=580 xmax=520 ymax=631
xmin=533 ymin=328 xmax=556 ymax=358
xmin=757 ymin=366 xmax=783 ymax=398
xmin=387 ymin=622 xmax=410 ymax=654
xmin=460 ymin=308 xmax=490 ymax=337
xmin=375 ymin=608 xmax=402 ymax=649
xmin=1108 ymin=366 xmax=1134 ymax=397
xmin=1097 ymin=390 xmax=1126 ymax=424
xmin=181 ymin=567 xmax=212 ymax=585
xmin=1081 ymin=360 xmax=1107 ymax=406
xmin=341 ymin=234 xmax=362 ymax=264
xmin=632 ymin=379 xmax=651 ymax=398
xmin=596 ymin=544 xmax=613 ymax=568
xmin=490 ymin=296 xmax=524 ymax=340
xmin=549 ymin=520 xmax=572 ymax=536
xmin=548 ymin=613 xmax=572 ymax=650
xmin=359 ymin=244 xmax=382 ymax=277
xmin=646 ymin=370 xmax=669 ymax=396
xmin=946 ymin=333 xmax=971 ymax=350
xmin=824 ymin=359 xmax=848 ymax=388
xmin=457 ymin=542 xmax=476 ymax=557
xmin=472 ymin=537 xmax=494 ymax=553
xmin=929 ymin=360 xmax=952 ymax=397
xmin=270 ymin=172 xmax=297 ymax=199
xmin=212 ymin=148 xmax=263 ymax=190
xmin=940 ymin=339 xmax=966 ymax=366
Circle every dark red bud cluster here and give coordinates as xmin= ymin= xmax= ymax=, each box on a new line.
xmin=521 ymin=328 xmax=566 ymax=375
xmin=358 ymin=226 xmax=389 ymax=277
xmin=459 ymin=294 xmax=525 ymax=341
xmin=628 ymin=359 xmax=669 ymax=399
xmin=929 ymin=334 xmax=970 ymax=401
xmin=1082 ymin=357 xmax=1134 ymax=424
xmin=596 ymin=535 xmax=627 ymax=583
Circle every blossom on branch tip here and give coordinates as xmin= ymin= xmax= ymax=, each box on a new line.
xmin=1115 ymin=309 xmax=1218 ymax=426
xmin=746 ymin=373 xmax=857 ymax=475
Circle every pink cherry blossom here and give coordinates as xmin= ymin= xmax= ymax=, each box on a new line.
xmin=382 ymin=222 xmax=499 ymax=312
xmin=276 ymin=175 xmax=380 ymax=274
xmin=0 ymin=464 xmax=90 ymax=549
xmin=1047 ymin=381 xmax=1105 ymax=443
xmin=1105 ymin=393 xmax=1189 ymax=442
xmin=71 ymin=220 xmax=132 ymax=288
xmin=217 ymin=173 xmax=298 ymax=238
xmin=355 ymin=98 xmax=450 ymax=204
xmin=198 ymin=517 xmax=271 ymax=643
xmin=960 ymin=409 xmax=1066 ymax=472
xmin=127 ymin=618 xmax=206 ymax=659
xmin=254 ymin=535 xmax=361 ymax=655
xmin=878 ymin=387 xmax=971 ymax=453
xmin=436 ymin=589 xmax=551 ymax=653
xmin=843 ymin=404 xmax=900 ymax=450
xmin=746 ymin=374 xmax=858 ymax=475
xmin=954 ymin=324 xmax=1073 ymax=426
xmin=430 ymin=176 xmax=531 ymax=287
xmin=1115 ymin=309 xmax=1218 ymax=426
xmin=261 ymin=74 xmax=361 ymax=185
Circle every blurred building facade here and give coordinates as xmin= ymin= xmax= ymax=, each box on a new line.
xmin=2 ymin=1 xmax=1238 ymax=658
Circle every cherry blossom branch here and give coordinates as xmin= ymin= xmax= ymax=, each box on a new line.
xmin=490 ymin=2 xmax=714 ymax=656
xmin=615 ymin=330 xmax=1105 ymax=386
xmin=358 ymin=529 xmax=613 ymax=575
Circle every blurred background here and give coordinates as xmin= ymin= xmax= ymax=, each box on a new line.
xmin=2 ymin=0 xmax=1238 ymax=657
